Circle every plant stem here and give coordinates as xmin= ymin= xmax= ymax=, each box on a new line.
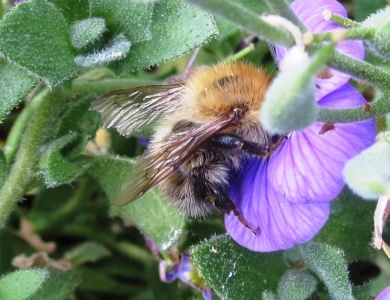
xmin=323 ymin=10 xmax=360 ymax=28
xmin=184 ymin=0 xmax=294 ymax=46
xmin=0 ymin=90 xmax=68 ymax=227
xmin=263 ymin=0 xmax=305 ymax=31
xmin=318 ymin=96 xmax=390 ymax=123
xmin=311 ymin=27 xmax=375 ymax=43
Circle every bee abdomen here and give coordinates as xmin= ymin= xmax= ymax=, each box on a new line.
xmin=159 ymin=160 xmax=231 ymax=218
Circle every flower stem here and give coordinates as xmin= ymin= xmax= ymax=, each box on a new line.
xmin=224 ymin=43 xmax=255 ymax=63
xmin=3 ymin=87 xmax=46 ymax=164
xmin=318 ymin=96 xmax=390 ymax=123
xmin=0 ymin=89 xmax=68 ymax=227
xmin=184 ymin=0 xmax=294 ymax=46
xmin=311 ymin=27 xmax=375 ymax=43
xmin=329 ymin=51 xmax=390 ymax=92
xmin=323 ymin=10 xmax=360 ymax=28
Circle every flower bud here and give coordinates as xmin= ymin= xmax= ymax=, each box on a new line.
xmin=70 ymin=17 xmax=106 ymax=49
xmin=362 ymin=6 xmax=390 ymax=61
xmin=343 ymin=140 xmax=390 ymax=200
xmin=260 ymin=46 xmax=317 ymax=135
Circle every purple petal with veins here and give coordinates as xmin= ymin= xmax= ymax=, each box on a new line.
xmin=226 ymin=83 xmax=375 ymax=251
xmin=275 ymin=0 xmax=364 ymax=99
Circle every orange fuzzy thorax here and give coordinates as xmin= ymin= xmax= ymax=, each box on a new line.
xmin=182 ymin=62 xmax=271 ymax=124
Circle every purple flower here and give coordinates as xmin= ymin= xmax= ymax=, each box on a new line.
xmin=274 ymin=0 xmax=364 ymax=100
xmin=225 ymin=0 xmax=375 ymax=252
xmin=376 ymin=286 xmax=390 ymax=300
xmin=159 ymin=253 xmax=212 ymax=300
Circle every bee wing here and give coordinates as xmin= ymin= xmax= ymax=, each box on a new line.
xmin=91 ymin=83 xmax=185 ymax=135
xmin=115 ymin=111 xmax=240 ymax=206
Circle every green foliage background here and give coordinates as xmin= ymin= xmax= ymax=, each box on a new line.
xmin=0 ymin=0 xmax=389 ymax=299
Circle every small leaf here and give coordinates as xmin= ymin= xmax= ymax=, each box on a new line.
xmin=314 ymin=188 xmax=376 ymax=261
xmin=70 ymin=17 xmax=106 ymax=49
xmin=192 ymin=235 xmax=288 ymax=300
xmin=111 ymin=189 xmax=185 ymax=251
xmin=117 ymin=0 xmax=218 ymax=72
xmin=89 ymin=155 xmax=185 ymax=250
xmin=277 ymin=270 xmax=317 ymax=300
xmin=74 ymin=34 xmax=132 ymax=67
xmin=300 ymin=243 xmax=353 ymax=300
xmin=29 ymin=269 xmax=80 ymax=300
xmin=89 ymin=0 xmax=154 ymax=44
xmin=88 ymin=155 xmax=135 ymax=201
xmin=41 ymin=151 xmax=90 ymax=187
xmin=0 ymin=0 xmax=77 ymax=87
xmin=0 ymin=60 xmax=38 ymax=122
xmin=48 ymin=0 xmax=90 ymax=24
xmin=66 ymin=242 xmax=111 ymax=267
xmin=0 ymin=269 xmax=48 ymax=300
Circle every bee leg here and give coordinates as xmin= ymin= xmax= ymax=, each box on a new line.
xmin=214 ymin=193 xmax=259 ymax=235
xmin=193 ymin=175 xmax=259 ymax=234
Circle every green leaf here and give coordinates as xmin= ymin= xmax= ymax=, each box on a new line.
xmin=0 ymin=60 xmax=38 ymax=122
xmin=75 ymin=34 xmax=132 ymax=67
xmin=111 ymin=189 xmax=185 ymax=251
xmin=89 ymin=0 xmax=154 ymax=44
xmin=90 ymin=155 xmax=185 ymax=250
xmin=29 ymin=269 xmax=80 ymax=300
xmin=41 ymin=151 xmax=90 ymax=187
xmin=300 ymin=243 xmax=353 ymax=300
xmin=355 ymin=0 xmax=387 ymax=22
xmin=117 ymin=0 xmax=218 ymax=72
xmin=66 ymin=242 xmax=111 ymax=267
xmin=48 ymin=0 xmax=90 ymax=24
xmin=277 ymin=270 xmax=317 ymax=300
xmin=0 ymin=269 xmax=48 ymax=300
xmin=70 ymin=17 xmax=106 ymax=49
xmin=89 ymin=155 xmax=135 ymax=201
xmin=0 ymin=0 xmax=77 ymax=87
xmin=58 ymin=98 xmax=100 ymax=142
xmin=192 ymin=235 xmax=288 ymax=299
xmin=314 ymin=188 xmax=376 ymax=261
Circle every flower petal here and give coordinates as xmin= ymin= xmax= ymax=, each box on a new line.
xmin=268 ymin=84 xmax=376 ymax=204
xmin=275 ymin=0 xmax=364 ymax=99
xmin=226 ymin=159 xmax=330 ymax=252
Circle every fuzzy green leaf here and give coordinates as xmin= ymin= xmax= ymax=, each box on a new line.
xmin=314 ymin=188 xmax=376 ymax=261
xmin=90 ymin=155 xmax=185 ymax=250
xmin=29 ymin=269 xmax=80 ymax=300
xmin=66 ymin=242 xmax=111 ymax=267
xmin=74 ymin=34 xmax=132 ymax=67
xmin=0 ymin=60 xmax=38 ymax=123
xmin=70 ymin=17 xmax=106 ymax=49
xmin=111 ymin=189 xmax=185 ymax=251
xmin=117 ymin=0 xmax=217 ymax=72
xmin=89 ymin=0 xmax=154 ymax=44
xmin=0 ymin=269 xmax=48 ymax=300
xmin=192 ymin=235 xmax=287 ymax=299
xmin=41 ymin=151 xmax=90 ymax=187
xmin=300 ymin=243 xmax=353 ymax=300
xmin=277 ymin=270 xmax=317 ymax=300
xmin=48 ymin=0 xmax=90 ymax=24
xmin=0 ymin=0 xmax=77 ymax=87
